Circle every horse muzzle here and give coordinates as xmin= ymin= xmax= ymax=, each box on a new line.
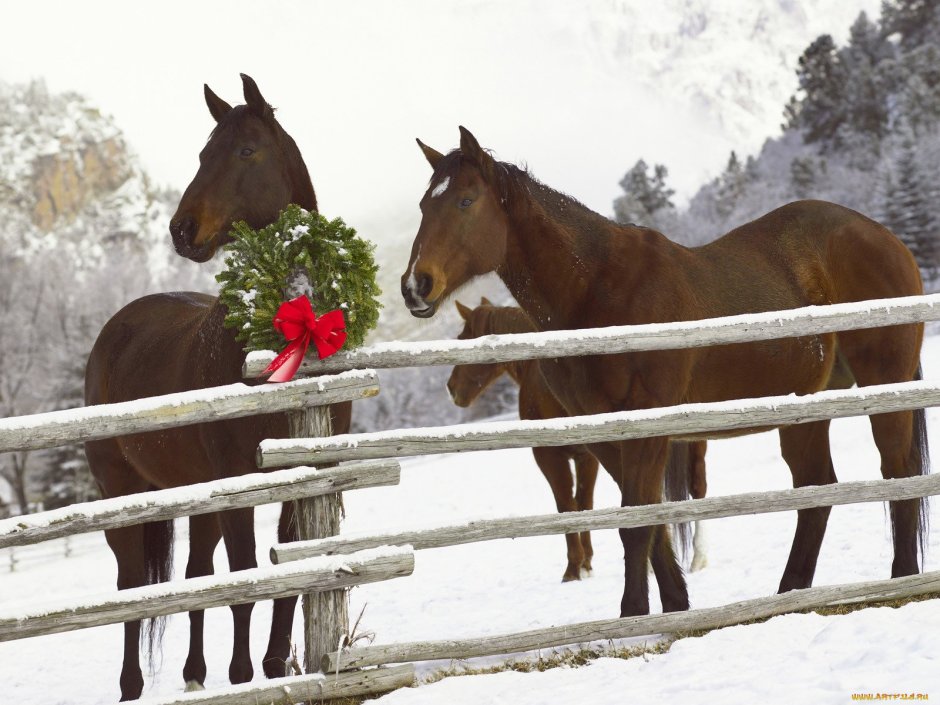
xmin=401 ymin=271 xmax=440 ymax=318
xmin=170 ymin=216 xmax=216 ymax=263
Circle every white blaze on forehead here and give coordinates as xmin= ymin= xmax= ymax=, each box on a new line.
xmin=430 ymin=176 xmax=450 ymax=198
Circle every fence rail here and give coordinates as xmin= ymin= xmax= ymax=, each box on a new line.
xmin=0 ymin=460 xmax=400 ymax=549
xmin=244 ymin=293 xmax=940 ymax=376
xmin=322 ymin=570 xmax=940 ymax=672
xmin=271 ymin=473 xmax=940 ymax=563
xmin=0 ymin=546 xmax=413 ymax=642
xmin=0 ymin=369 xmax=379 ymax=454
xmin=258 ymin=379 xmax=940 ymax=467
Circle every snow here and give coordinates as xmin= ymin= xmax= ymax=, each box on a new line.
xmin=3 ymin=340 xmax=940 ymax=703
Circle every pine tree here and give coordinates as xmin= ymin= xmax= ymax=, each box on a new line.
xmin=715 ymin=152 xmax=747 ymax=218
xmin=882 ymin=127 xmax=939 ymax=276
xmin=842 ymin=12 xmax=890 ymax=138
xmin=612 ymin=159 xmax=676 ymax=226
xmin=789 ymin=34 xmax=849 ymax=144
xmin=882 ymin=0 xmax=940 ymax=51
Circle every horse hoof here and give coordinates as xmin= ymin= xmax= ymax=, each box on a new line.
xmin=690 ymin=556 xmax=708 ymax=573
xmin=185 ymin=681 xmax=206 ymax=692
xmin=561 ymin=572 xmax=581 ymax=583
xmin=579 ymin=566 xmax=593 ymax=578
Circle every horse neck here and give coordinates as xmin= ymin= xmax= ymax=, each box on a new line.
xmin=498 ymin=175 xmax=630 ymax=330
xmin=277 ymin=128 xmax=318 ymax=212
xmin=481 ymin=307 xmax=535 ymax=381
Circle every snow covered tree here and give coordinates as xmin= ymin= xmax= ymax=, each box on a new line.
xmin=882 ymin=0 xmax=940 ymax=51
xmin=613 ymin=159 xmax=676 ymax=227
xmin=789 ymin=34 xmax=849 ymax=144
xmin=880 ymin=127 xmax=939 ymax=277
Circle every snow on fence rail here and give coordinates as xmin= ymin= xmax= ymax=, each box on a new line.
xmin=0 ymin=546 xmax=414 ymax=641
xmin=258 ymin=379 xmax=940 ymax=467
xmin=322 ymin=571 xmax=940 ymax=672
xmin=244 ymin=293 xmax=940 ymax=376
xmin=0 ymin=460 xmax=400 ymax=549
xmin=137 ymin=665 xmax=417 ymax=705
xmin=0 ymin=369 xmax=379 ymax=454
xmin=270 ymin=473 xmax=940 ymax=562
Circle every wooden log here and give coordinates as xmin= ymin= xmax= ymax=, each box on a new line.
xmin=289 ymin=405 xmax=347 ymax=674
xmin=0 ymin=370 xmax=379 ymax=454
xmin=137 ymin=664 xmax=415 ymax=705
xmin=244 ymin=293 xmax=940 ymax=377
xmin=323 ymin=570 xmax=940 ymax=671
xmin=0 ymin=547 xmax=413 ymax=642
xmin=271 ymin=473 xmax=940 ymax=563
xmin=259 ymin=379 xmax=940 ymax=467
xmin=0 ymin=460 xmax=400 ymax=550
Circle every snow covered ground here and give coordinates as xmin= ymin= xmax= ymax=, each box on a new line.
xmin=3 ymin=338 xmax=940 ymax=703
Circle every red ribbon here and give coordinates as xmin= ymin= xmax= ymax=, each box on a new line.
xmin=262 ymin=296 xmax=347 ymax=382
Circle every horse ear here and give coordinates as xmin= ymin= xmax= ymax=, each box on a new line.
xmin=204 ymin=84 xmax=233 ymax=123
xmin=480 ymin=296 xmax=493 ymax=306
xmin=459 ymin=126 xmax=497 ymax=181
xmin=416 ymin=139 xmax=444 ymax=169
xmin=455 ymin=300 xmax=472 ymax=320
xmin=241 ymin=73 xmax=272 ymax=118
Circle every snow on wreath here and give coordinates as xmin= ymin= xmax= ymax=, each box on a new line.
xmin=217 ymin=205 xmax=381 ymax=377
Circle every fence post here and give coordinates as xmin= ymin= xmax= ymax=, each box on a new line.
xmin=289 ymin=403 xmax=348 ymax=674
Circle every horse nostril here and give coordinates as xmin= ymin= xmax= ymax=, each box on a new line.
xmin=416 ymin=273 xmax=433 ymax=299
xmin=170 ymin=216 xmax=197 ymax=242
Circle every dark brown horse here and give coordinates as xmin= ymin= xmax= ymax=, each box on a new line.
xmin=446 ymin=299 xmax=709 ymax=580
xmin=402 ymin=127 xmax=929 ymax=618
xmin=85 ymin=75 xmax=350 ymax=700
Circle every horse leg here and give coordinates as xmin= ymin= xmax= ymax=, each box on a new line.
xmin=104 ymin=524 xmax=148 ymax=701
xmin=778 ymin=420 xmax=837 ymax=592
xmin=835 ymin=321 xmax=928 ymax=576
xmin=574 ymin=450 xmax=599 ymax=576
xmin=218 ymin=507 xmax=257 ymax=685
xmin=263 ymin=502 xmax=300 ymax=678
xmin=689 ymin=441 xmax=708 ymax=573
xmin=608 ymin=437 xmax=687 ymax=616
xmin=870 ymin=409 xmax=925 ymax=577
xmin=532 ymin=446 xmax=583 ymax=582
xmin=182 ymin=513 xmax=222 ymax=690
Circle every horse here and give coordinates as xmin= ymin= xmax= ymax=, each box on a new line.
xmin=84 ymin=74 xmax=350 ymax=700
xmin=446 ymin=298 xmax=709 ymax=581
xmin=401 ymin=126 xmax=929 ymax=618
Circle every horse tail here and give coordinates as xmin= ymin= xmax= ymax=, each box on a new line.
xmin=142 ymin=511 xmax=175 ymax=670
xmin=908 ymin=364 xmax=930 ymax=569
xmin=663 ymin=441 xmax=693 ymax=564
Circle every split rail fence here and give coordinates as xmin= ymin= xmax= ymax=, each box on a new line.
xmin=3 ymin=294 xmax=940 ymax=704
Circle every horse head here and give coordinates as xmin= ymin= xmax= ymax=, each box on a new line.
xmin=170 ymin=73 xmax=316 ymax=262
xmin=445 ymin=298 xmax=506 ymax=406
xmin=402 ymin=127 xmax=511 ymax=317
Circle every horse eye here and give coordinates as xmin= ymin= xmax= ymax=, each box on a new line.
xmin=240 ymin=147 xmax=255 ymax=158
xmin=459 ymin=198 xmax=473 ymax=209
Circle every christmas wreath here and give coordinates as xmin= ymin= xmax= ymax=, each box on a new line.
xmin=217 ymin=205 xmax=381 ymax=378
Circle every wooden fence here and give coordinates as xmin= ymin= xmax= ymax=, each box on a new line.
xmin=3 ymin=294 xmax=940 ymax=704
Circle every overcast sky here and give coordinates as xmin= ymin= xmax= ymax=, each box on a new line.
xmin=2 ymin=1 xmax=878 ymax=246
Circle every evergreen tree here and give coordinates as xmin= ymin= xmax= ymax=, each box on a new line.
xmin=882 ymin=0 xmax=940 ymax=51
xmin=715 ymin=152 xmax=747 ymax=218
xmin=882 ymin=127 xmax=939 ymax=276
xmin=842 ymin=12 xmax=891 ymax=138
xmin=613 ymin=159 xmax=676 ymax=225
xmin=789 ymin=34 xmax=849 ymax=144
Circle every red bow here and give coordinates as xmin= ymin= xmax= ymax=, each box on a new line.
xmin=262 ymin=296 xmax=347 ymax=382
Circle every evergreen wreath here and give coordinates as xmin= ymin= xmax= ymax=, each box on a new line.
xmin=217 ymin=204 xmax=381 ymax=353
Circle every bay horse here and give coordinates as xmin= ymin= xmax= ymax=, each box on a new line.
xmin=85 ymin=74 xmax=350 ymax=700
xmin=402 ymin=126 xmax=929 ymax=618
xmin=446 ymin=299 xmax=709 ymax=581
